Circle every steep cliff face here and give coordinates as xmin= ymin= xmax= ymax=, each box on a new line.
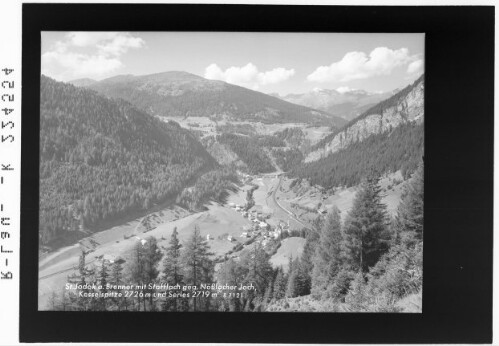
xmin=305 ymin=75 xmax=424 ymax=162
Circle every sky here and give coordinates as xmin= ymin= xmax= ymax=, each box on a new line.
xmin=41 ymin=32 xmax=424 ymax=95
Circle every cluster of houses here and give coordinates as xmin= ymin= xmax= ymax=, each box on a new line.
xmin=228 ymin=202 xmax=271 ymax=229
xmin=94 ymin=253 xmax=126 ymax=265
xmin=252 ymin=220 xmax=292 ymax=247
xmin=226 ymin=201 xmax=293 ymax=246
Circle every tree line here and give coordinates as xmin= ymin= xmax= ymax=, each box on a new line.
xmin=49 ymin=226 xmax=214 ymax=311
xmin=48 ymin=225 xmax=274 ymax=312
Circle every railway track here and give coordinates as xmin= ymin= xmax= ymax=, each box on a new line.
xmin=269 ymin=175 xmax=310 ymax=230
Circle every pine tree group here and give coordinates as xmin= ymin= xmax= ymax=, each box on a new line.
xmin=265 ymin=162 xmax=424 ymax=312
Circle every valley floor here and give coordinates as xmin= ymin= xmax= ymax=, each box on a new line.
xmin=38 ymin=171 xmax=405 ymax=310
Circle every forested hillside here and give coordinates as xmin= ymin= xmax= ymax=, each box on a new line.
xmin=87 ymin=71 xmax=346 ymax=127
xmin=292 ymin=122 xmax=423 ymax=188
xmin=40 ymin=76 xmax=216 ymax=247
xmin=274 ymin=127 xmax=307 ymax=148
xmin=216 ymin=133 xmax=276 ymax=174
xmin=271 ymin=148 xmax=304 ymax=172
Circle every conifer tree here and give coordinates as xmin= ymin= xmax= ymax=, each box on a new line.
xmin=311 ymin=207 xmax=343 ymax=299
xmin=58 ymin=288 xmax=70 ymax=311
xmin=367 ymin=161 xmax=424 ymax=303
xmin=216 ymin=258 xmax=245 ymax=311
xmin=127 ymin=242 xmax=145 ymax=311
xmin=240 ymin=243 xmax=274 ymax=307
xmin=182 ymin=225 xmax=214 ymax=311
xmin=110 ymin=261 xmax=127 ymax=311
xmin=97 ymin=261 xmax=109 ymax=310
xmin=345 ymin=272 xmax=369 ymax=311
xmin=78 ymin=251 xmax=87 ymax=284
xmin=272 ymin=267 xmax=287 ymax=300
xmin=343 ymin=174 xmax=391 ymax=272
xmin=262 ymin=282 xmax=273 ymax=308
xmin=162 ymin=228 xmax=187 ymax=311
xmin=48 ymin=291 xmax=59 ymax=311
xmin=110 ymin=261 xmax=123 ymax=285
xmin=238 ymin=243 xmax=274 ymax=311
xmin=300 ymin=228 xmax=319 ymax=296
xmin=393 ymin=162 xmax=424 ymax=247
xmin=142 ymin=236 xmax=163 ymax=311
xmin=75 ymin=251 xmax=91 ymax=311
xmin=286 ymin=257 xmax=308 ymax=298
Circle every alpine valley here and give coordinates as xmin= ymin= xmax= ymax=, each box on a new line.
xmin=40 ymin=71 xmax=424 ymax=313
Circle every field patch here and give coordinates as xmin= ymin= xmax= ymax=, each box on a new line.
xmin=270 ymin=237 xmax=306 ymax=271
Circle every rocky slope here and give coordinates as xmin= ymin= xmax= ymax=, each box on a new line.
xmin=305 ymin=75 xmax=424 ymax=162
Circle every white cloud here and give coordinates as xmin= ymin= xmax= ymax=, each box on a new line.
xmin=66 ymin=32 xmax=120 ymax=48
xmin=42 ymin=32 xmax=145 ymax=80
xmin=307 ymin=47 xmax=417 ymax=83
xmin=336 ymin=86 xmax=357 ymax=94
xmin=407 ymin=59 xmax=424 ymax=75
xmin=204 ymin=63 xmax=225 ymax=80
xmin=258 ymin=67 xmax=296 ymax=85
xmin=204 ymin=63 xmax=295 ymax=89
xmin=42 ymin=50 xmax=123 ymax=79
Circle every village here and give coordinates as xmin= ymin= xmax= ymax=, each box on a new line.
xmin=214 ymin=201 xmax=296 ymax=258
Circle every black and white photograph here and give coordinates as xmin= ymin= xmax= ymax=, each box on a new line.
xmin=37 ymin=31 xmax=425 ymax=313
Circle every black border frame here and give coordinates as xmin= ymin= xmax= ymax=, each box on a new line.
xmin=21 ymin=4 xmax=494 ymax=343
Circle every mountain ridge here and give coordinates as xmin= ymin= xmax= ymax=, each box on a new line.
xmin=280 ymin=87 xmax=394 ymax=121
xmin=68 ymin=77 xmax=97 ymax=87
xmin=84 ymin=71 xmax=347 ymax=128
xmin=305 ymin=74 xmax=424 ymax=162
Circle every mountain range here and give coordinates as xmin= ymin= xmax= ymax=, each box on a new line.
xmin=279 ymin=88 xmax=395 ymax=121
xmin=71 ymin=71 xmax=347 ymax=128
